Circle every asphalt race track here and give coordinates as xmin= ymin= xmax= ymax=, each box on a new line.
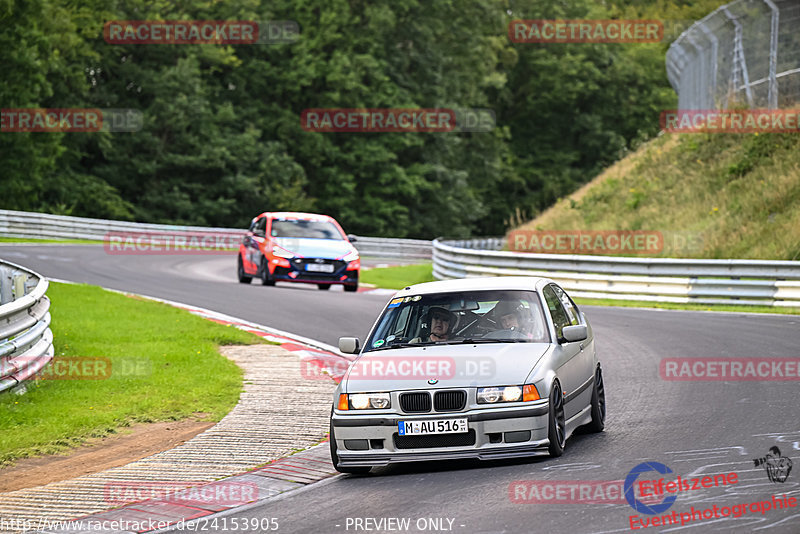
xmin=0 ymin=244 xmax=387 ymax=346
xmin=2 ymin=244 xmax=799 ymax=533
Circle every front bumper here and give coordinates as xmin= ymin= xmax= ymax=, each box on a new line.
xmin=271 ymin=257 xmax=358 ymax=285
xmin=332 ymin=402 xmax=550 ymax=467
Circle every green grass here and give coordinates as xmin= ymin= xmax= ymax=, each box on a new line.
xmin=0 ymin=282 xmax=268 ymax=467
xmin=361 ymin=263 xmax=436 ymax=290
xmin=515 ymin=133 xmax=800 ymax=260
xmin=0 ymin=237 xmax=102 ymax=244
xmin=574 ymin=297 xmax=800 ymax=315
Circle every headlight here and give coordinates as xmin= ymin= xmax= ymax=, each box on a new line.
xmin=346 ymin=392 xmax=391 ymax=410
xmin=502 ymin=386 xmax=522 ymax=402
xmin=343 ymin=249 xmax=359 ymax=262
xmin=477 ymin=385 xmax=530 ymax=404
xmin=272 ymin=246 xmax=294 ymax=258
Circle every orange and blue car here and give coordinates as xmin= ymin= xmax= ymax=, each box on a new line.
xmin=237 ymin=212 xmax=360 ymax=291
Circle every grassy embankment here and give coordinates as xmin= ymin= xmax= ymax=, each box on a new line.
xmin=511 ymin=132 xmax=800 ymax=314
xmin=364 ymin=133 xmax=800 ymax=314
xmin=516 ymin=133 xmax=800 ymax=260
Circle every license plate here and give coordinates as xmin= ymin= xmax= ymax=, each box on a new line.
xmin=305 ymin=263 xmax=334 ymax=273
xmin=397 ymin=418 xmax=468 ymax=436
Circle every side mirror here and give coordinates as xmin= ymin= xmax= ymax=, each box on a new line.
xmin=562 ymin=325 xmax=587 ymax=343
xmin=347 ymin=234 xmax=358 ymax=243
xmin=339 ymin=337 xmax=361 ymax=354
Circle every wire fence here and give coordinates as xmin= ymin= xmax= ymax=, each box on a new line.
xmin=667 ymin=0 xmax=800 ymax=109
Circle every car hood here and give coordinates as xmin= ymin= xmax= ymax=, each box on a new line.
xmin=342 ymin=343 xmax=552 ymax=392
xmin=273 ymin=237 xmax=355 ymax=259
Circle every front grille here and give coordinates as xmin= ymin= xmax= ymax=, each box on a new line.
xmin=394 ymin=430 xmax=476 ymax=449
xmin=400 ymin=392 xmax=431 ymax=413
xmin=434 ymin=390 xmax=466 ymax=412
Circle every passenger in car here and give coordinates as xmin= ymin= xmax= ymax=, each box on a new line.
xmin=492 ymin=301 xmax=546 ymax=341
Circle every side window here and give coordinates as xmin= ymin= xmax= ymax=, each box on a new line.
xmin=256 ymin=217 xmax=267 ymax=235
xmin=552 ymin=285 xmax=580 ymax=326
xmin=543 ymin=286 xmax=571 ymax=341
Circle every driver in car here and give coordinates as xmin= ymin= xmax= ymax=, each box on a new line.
xmin=494 ymin=301 xmax=522 ymax=331
xmin=411 ymin=306 xmax=452 ymax=343
xmin=500 ymin=308 xmax=520 ymax=330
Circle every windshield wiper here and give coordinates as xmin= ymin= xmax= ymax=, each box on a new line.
xmin=368 ymin=341 xmax=435 ymax=351
xmin=449 ymin=338 xmax=527 ymax=344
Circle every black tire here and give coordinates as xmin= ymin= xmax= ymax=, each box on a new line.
xmin=329 ymin=421 xmax=371 ymax=475
xmin=344 ymin=283 xmax=358 ymax=292
xmin=586 ymin=367 xmax=606 ymax=433
xmin=548 ymin=381 xmax=566 ymax=457
xmin=237 ymin=256 xmax=252 ymax=284
xmin=260 ymin=259 xmax=275 ymax=286
xmin=317 ymin=284 xmax=331 ymax=290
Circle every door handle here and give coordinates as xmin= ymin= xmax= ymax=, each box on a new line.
xmin=579 ymin=343 xmax=584 ymax=351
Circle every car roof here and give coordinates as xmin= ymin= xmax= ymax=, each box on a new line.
xmin=394 ymin=276 xmax=554 ymax=296
xmin=260 ymin=212 xmax=335 ymax=221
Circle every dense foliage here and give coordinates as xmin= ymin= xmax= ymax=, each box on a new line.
xmin=0 ymin=0 xmax=728 ymax=238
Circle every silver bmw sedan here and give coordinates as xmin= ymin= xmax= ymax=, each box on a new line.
xmin=330 ymin=276 xmax=605 ymax=474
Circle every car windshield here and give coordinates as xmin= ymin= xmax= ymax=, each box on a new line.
xmin=364 ymin=289 xmax=550 ymax=352
xmin=271 ymin=219 xmax=345 ymax=240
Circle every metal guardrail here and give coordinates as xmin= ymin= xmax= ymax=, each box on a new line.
xmin=0 ymin=209 xmax=243 ymax=241
xmin=433 ymin=238 xmax=800 ymax=307
xmin=350 ymin=236 xmax=432 ymax=261
xmin=667 ymin=0 xmax=800 ymax=110
xmin=0 ymin=260 xmax=53 ymax=393
xmin=0 ymin=209 xmax=432 ymax=262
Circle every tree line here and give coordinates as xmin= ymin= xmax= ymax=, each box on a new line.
xmin=0 ymin=0 xmax=727 ymax=238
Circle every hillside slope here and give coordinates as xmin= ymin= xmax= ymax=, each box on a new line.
xmin=514 ymin=132 xmax=800 ymax=260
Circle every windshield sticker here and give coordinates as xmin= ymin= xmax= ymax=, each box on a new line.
xmin=386 ymin=335 xmax=396 ymax=342
xmin=373 ymin=339 xmax=385 ymax=348
xmin=412 ymin=295 xmax=422 ymax=301
xmin=403 ymin=296 xmax=413 ymax=303
xmin=388 ymin=297 xmax=403 ymax=308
